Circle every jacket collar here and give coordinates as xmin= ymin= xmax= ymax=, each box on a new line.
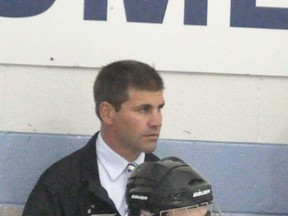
xmin=80 ymin=132 xmax=116 ymax=208
xmin=80 ymin=132 xmax=160 ymax=208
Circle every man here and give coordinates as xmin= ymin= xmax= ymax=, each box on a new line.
xmin=22 ymin=60 xmax=165 ymax=216
xmin=126 ymin=157 xmax=222 ymax=216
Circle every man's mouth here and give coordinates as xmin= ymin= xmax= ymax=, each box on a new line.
xmin=143 ymin=134 xmax=159 ymax=138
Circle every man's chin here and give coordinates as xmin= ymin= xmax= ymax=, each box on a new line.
xmin=143 ymin=141 xmax=158 ymax=153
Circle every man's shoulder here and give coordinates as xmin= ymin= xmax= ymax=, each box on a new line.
xmin=38 ymin=134 xmax=97 ymax=190
xmin=39 ymin=146 xmax=86 ymax=187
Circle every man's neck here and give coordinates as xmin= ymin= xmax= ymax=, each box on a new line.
xmin=100 ymin=128 xmax=141 ymax=162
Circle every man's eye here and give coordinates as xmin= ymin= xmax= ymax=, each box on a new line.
xmin=138 ymin=106 xmax=150 ymax=113
xmin=158 ymin=105 xmax=164 ymax=113
xmin=140 ymin=107 xmax=149 ymax=113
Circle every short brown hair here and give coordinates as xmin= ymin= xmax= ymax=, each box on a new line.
xmin=93 ymin=60 xmax=164 ymax=119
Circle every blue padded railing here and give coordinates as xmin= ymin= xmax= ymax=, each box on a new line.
xmin=0 ymin=131 xmax=288 ymax=216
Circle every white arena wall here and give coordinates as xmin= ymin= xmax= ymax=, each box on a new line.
xmin=1 ymin=64 xmax=288 ymax=145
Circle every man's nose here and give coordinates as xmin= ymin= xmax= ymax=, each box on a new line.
xmin=148 ymin=111 xmax=162 ymax=127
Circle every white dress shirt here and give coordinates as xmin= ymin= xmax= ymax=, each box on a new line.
xmin=96 ymin=132 xmax=145 ymax=216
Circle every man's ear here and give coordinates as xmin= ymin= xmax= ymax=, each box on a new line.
xmin=99 ymin=101 xmax=115 ymax=125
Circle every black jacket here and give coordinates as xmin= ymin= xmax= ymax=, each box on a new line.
xmin=22 ymin=133 xmax=159 ymax=216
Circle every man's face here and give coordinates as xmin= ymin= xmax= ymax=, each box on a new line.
xmin=165 ymin=206 xmax=207 ymax=216
xmin=109 ymin=88 xmax=165 ymax=160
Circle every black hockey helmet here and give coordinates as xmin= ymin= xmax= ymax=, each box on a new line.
xmin=126 ymin=157 xmax=214 ymax=215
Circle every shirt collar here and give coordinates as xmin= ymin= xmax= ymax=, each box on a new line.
xmin=96 ymin=132 xmax=145 ymax=181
